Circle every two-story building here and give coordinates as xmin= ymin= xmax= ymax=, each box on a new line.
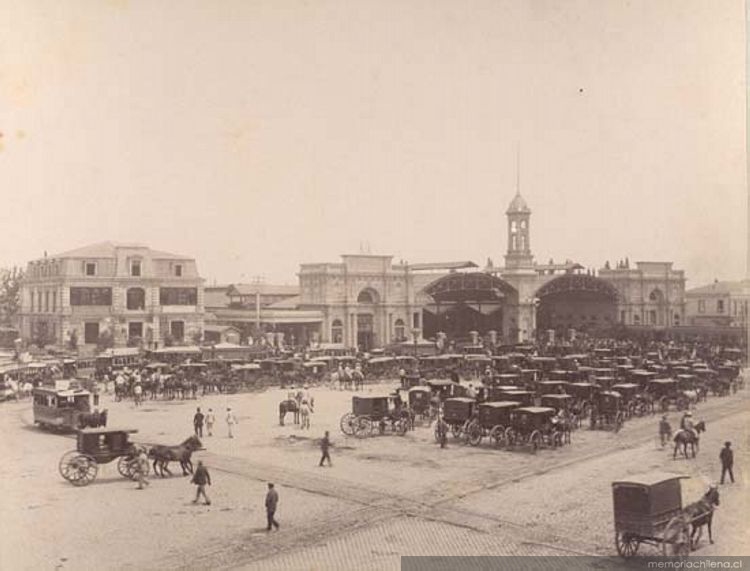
xmin=685 ymin=280 xmax=749 ymax=328
xmin=17 ymin=242 xmax=204 ymax=349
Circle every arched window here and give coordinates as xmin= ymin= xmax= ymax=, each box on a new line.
xmin=127 ymin=288 xmax=146 ymax=310
xmin=394 ymin=319 xmax=405 ymax=342
xmin=357 ymin=289 xmax=377 ymax=304
xmin=331 ymin=319 xmax=343 ymax=343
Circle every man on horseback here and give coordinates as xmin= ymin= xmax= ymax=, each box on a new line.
xmin=680 ymin=411 xmax=696 ymax=440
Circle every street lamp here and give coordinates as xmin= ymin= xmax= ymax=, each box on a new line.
xmin=412 ymin=327 xmax=420 ymax=358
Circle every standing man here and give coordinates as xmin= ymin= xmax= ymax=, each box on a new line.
xmin=205 ymin=408 xmax=215 ymax=437
xmin=193 ymin=407 xmax=205 ymax=438
xmin=136 ymin=448 xmax=150 ymax=490
xmin=659 ymin=415 xmax=672 ymax=447
xmin=191 ymin=460 xmax=211 ymax=505
xmin=300 ymin=399 xmax=311 ymax=430
xmin=319 ymin=431 xmax=333 ymax=466
xmin=265 ymin=483 xmax=280 ymax=531
xmin=133 ymin=382 xmax=143 ymax=407
xmin=226 ymin=407 xmax=237 ymax=438
xmin=720 ymin=442 xmax=735 ymax=484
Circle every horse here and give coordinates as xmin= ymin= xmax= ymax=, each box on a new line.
xmin=279 ymin=399 xmax=299 ymax=426
xmin=77 ymin=409 xmax=108 ymax=429
xmin=351 ymin=370 xmax=364 ymax=391
xmin=149 ymin=435 xmax=202 ymax=477
xmin=673 ymin=420 xmax=706 ymax=459
xmin=684 ymin=485 xmax=720 ymax=548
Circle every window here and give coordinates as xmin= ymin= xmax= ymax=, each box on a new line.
xmin=159 ymin=288 xmax=197 ymax=306
xmin=37 ymin=291 xmax=42 ymax=312
xmin=30 ymin=291 xmax=34 ymax=313
xmin=51 ymin=291 xmax=56 ymax=313
xmin=126 ymin=288 xmax=146 ymax=310
xmin=70 ymin=287 xmax=113 ymax=306
xmin=394 ymin=318 xmax=405 ymax=342
xmin=674 ymin=313 xmax=681 ymax=326
xmin=620 ymin=310 xmax=626 ymax=323
xmin=413 ymin=312 xmax=420 ymax=329
xmin=131 ymin=260 xmax=141 ymax=277
xmin=357 ymin=290 xmax=375 ymax=303
xmin=331 ymin=319 xmax=343 ymax=344
xmin=85 ymin=262 xmax=96 ymax=276
xmin=128 ymin=322 xmax=143 ymax=339
xmin=84 ymin=322 xmax=100 ymax=344
xmin=649 ymin=310 xmax=656 ymax=325
xmin=717 ymin=300 xmax=724 ymax=314
xmin=698 ymin=300 xmax=705 ymax=314
xmin=633 ymin=314 xmax=641 ymax=325
xmin=170 ymin=320 xmax=185 ymax=341
xmin=44 ymin=291 xmax=49 ymax=313
xmin=174 ymin=264 xmax=183 ymax=277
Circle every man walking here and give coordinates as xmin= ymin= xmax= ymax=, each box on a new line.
xmin=226 ymin=408 xmax=237 ymax=438
xmin=205 ymin=408 xmax=215 ymax=436
xmin=193 ymin=407 xmax=205 ymax=437
xmin=265 ymin=483 xmax=280 ymax=531
xmin=191 ymin=460 xmax=211 ymax=505
xmin=319 ymin=431 xmax=333 ymax=466
xmin=720 ymin=441 xmax=735 ymax=484
xmin=659 ymin=415 xmax=672 ymax=447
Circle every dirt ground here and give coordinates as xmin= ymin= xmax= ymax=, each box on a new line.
xmin=0 ymin=378 xmax=747 ymax=571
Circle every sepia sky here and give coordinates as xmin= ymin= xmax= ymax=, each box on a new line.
xmin=0 ymin=0 xmax=746 ymax=287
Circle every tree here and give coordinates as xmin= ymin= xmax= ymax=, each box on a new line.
xmin=0 ymin=266 xmax=24 ymax=326
xmin=97 ymin=330 xmax=114 ymax=351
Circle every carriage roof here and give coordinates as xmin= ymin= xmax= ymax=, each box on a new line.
xmin=367 ymin=356 xmax=395 ymax=364
xmin=426 ymin=379 xmax=455 ymax=387
xmin=649 ymin=378 xmax=677 ymax=386
xmin=513 ymin=406 xmax=556 ymax=415
xmin=612 ymin=472 xmax=688 ymax=489
xmin=538 ymin=380 xmax=568 ymax=386
xmin=597 ymin=390 xmax=622 ymax=399
xmin=501 ymin=389 xmax=534 ymax=396
xmin=480 ymin=400 xmax=521 ymax=409
xmin=408 ymin=386 xmax=430 ymax=393
xmin=540 ymin=393 xmax=573 ymax=401
xmin=78 ymin=427 xmax=139 ymax=435
xmin=33 ymin=386 xmax=91 ymax=397
xmin=611 ymin=383 xmax=639 ymax=391
xmin=445 ymin=397 xmax=476 ymax=404
xmin=569 ymin=382 xmax=596 ymax=388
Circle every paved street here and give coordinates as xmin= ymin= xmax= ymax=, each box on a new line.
xmin=1 ymin=379 xmax=747 ymax=570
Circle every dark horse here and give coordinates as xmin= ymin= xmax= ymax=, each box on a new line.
xmin=673 ymin=420 xmax=706 ymax=459
xmin=77 ymin=409 xmax=108 ymax=429
xmin=279 ymin=399 xmax=299 ymax=426
xmin=149 ymin=435 xmax=202 ymax=477
xmin=684 ymin=485 xmax=720 ymax=548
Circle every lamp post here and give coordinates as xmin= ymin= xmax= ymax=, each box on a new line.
xmin=412 ymin=327 xmax=420 ymax=358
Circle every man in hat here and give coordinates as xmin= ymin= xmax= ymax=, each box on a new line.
xmin=265 ymin=483 xmax=280 ymax=530
xmin=193 ymin=407 xmax=204 ymax=437
xmin=226 ymin=407 xmax=237 ymax=438
xmin=659 ymin=415 xmax=672 ymax=447
xmin=136 ymin=448 xmax=150 ymax=490
xmin=720 ymin=442 xmax=734 ymax=484
xmin=680 ymin=411 xmax=695 ymax=438
xmin=191 ymin=460 xmax=211 ymax=505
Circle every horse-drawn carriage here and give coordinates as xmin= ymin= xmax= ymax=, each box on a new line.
xmin=505 ymin=406 xmax=562 ymax=452
xmin=612 ymin=473 xmax=720 ymax=557
xmin=437 ymin=397 xmax=477 ymax=440
xmin=648 ymin=379 xmax=689 ymax=412
xmin=58 ymin=428 xmax=143 ymax=486
xmin=567 ymin=382 xmax=598 ymax=418
xmin=32 ymin=386 xmax=105 ymax=431
xmin=535 ymin=380 xmax=569 ymax=395
xmin=611 ymin=382 xmax=650 ymax=418
xmin=465 ymin=401 xmax=521 ymax=447
xmin=425 ymin=379 xmax=463 ymax=401
xmin=590 ymin=390 xmax=625 ymax=432
xmin=339 ymin=395 xmax=408 ymax=437
xmin=406 ymin=386 xmax=435 ymax=422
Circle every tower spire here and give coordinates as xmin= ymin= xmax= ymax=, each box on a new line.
xmin=515 ymin=143 xmax=521 ymax=196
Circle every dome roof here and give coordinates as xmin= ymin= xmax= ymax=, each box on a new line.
xmin=506 ymin=192 xmax=530 ymax=214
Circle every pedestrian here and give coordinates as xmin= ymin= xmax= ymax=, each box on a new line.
xmin=133 ymin=382 xmax=143 ymax=407
xmin=265 ymin=483 xmax=280 ymax=531
xmin=659 ymin=415 xmax=672 ymax=447
xmin=92 ymin=381 xmax=100 ymax=406
xmin=191 ymin=460 xmax=211 ymax=505
xmin=437 ymin=417 xmax=448 ymax=449
xmin=319 ymin=430 xmax=332 ymax=466
xmin=720 ymin=441 xmax=735 ymax=484
xmin=300 ymin=399 xmax=311 ymax=430
xmin=193 ymin=407 xmax=204 ymax=437
xmin=136 ymin=448 xmax=150 ymax=490
xmin=205 ymin=408 xmax=215 ymax=436
xmin=226 ymin=407 xmax=237 ymax=438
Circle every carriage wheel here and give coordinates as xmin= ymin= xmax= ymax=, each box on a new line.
xmin=117 ymin=455 xmax=134 ymax=478
xmin=615 ymin=531 xmax=640 ymax=558
xmin=354 ymin=417 xmax=373 ymax=438
xmin=340 ymin=413 xmax=356 ymax=436
xmin=489 ymin=425 xmax=505 ymax=448
xmin=467 ymin=422 xmax=483 ymax=447
xmin=62 ymin=454 xmax=98 ymax=486
xmin=58 ymin=450 xmax=79 ymax=478
xmin=614 ymin=412 xmax=624 ymax=434
xmin=529 ymin=430 xmax=541 ymax=453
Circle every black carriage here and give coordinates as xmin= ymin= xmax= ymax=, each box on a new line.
xmin=612 ymin=473 xmax=690 ymax=557
xmin=611 ymin=383 xmax=650 ymax=418
xmin=366 ymin=356 xmax=397 ymax=380
xmin=590 ymin=390 xmax=624 ymax=432
xmin=505 ymin=406 xmax=561 ymax=452
xmin=58 ymin=428 xmax=144 ymax=486
xmin=536 ymin=380 xmax=569 ymax=396
xmin=593 ymin=375 xmax=617 ymax=391
xmin=407 ymin=386 xmax=435 ymax=422
xmin=437 ymin=397 xmax=477 ymax=440
xmin=567 ymin=382 xmax=598 ymax=417
xmin=539 ymin=394 xmax=576 ymax=439
xmin=491 ymin=373 xmax=521 ymax=386
xmin=425 ymin=379 xmax=461 ymax=401
xmin=629 ymin=370 xmax=658 ymax=389
xmin=648 ymin=379 xmax=689 ymax=412
xmin=675 ymin=374 xmax=704 ymax=405
xmin=340 ymin=395 xmax=408 ymax=438
xmin=497 ymin=389 xmax=535 ymax=407
xmin=465 ymin=401 xmax=521 ymax=447
xmin=482 ymin=385 xmax=518 ymax=402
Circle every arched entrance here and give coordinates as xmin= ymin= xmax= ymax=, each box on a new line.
xmin=356 ymin=288 xmax=379 ymax=351
xmin=421 ymin=273 xmax=518 ymax=342
xmin=536 ymin=274 xmax=618 ymax=338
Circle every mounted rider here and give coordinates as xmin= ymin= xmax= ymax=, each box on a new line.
xmin=680 ymin=411 xmax=696 ymax=439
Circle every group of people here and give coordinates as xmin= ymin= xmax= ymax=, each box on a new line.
xmin=193 ymin=407 xmax=237 ymax=438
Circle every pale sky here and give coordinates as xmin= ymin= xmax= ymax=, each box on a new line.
xmin=0 ymin=0 xmax=746 ymax=287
